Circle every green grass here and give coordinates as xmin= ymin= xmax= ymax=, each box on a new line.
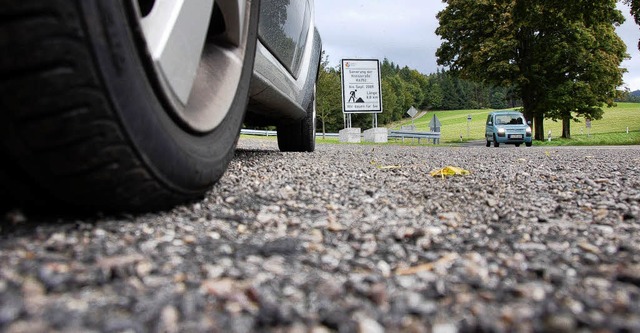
xmin=391 ymin=103 xmax=640 ymax=145
xmin=534 ymin=131 xmax=640 ymax=146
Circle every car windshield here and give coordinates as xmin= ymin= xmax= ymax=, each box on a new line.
xmin=495 ymin=115 xmax=524 ymax=125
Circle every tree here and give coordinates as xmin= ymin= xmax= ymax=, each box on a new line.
xmin=435 ymin=70 xmax=475 ymax=110
xmin=381 ymin=58 xmax=399 ymax=78
xmin=436 ymin=0 xmax=627 ymax=140
xmin=422 ymin=78 xmax=443 ymax=110
xmin=384 ymin=75 xmax=412 ymax=120
xmin=379 ymin=79 xmax=398 ymax=125
xmin=399 ymin=66 xmax=427 ymax=109
xmin=316 ymin=52 xmax=343 ymax=136
xmin=490 ymin=88 xmax=508 ymax=109
xmin=540 ymin=1 xmax=626 ymax=138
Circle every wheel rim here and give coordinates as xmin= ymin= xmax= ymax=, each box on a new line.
xmin=136 ymin=0 xmax=249 ymax=132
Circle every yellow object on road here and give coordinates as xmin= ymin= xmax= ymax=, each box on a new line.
xmin=430 ymin=166 xmax=471 ymax=177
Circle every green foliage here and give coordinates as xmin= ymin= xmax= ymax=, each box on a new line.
xmin=490 ymin=89 xmax=508 ymax=109
xmin=378 ymin=80 xmax=398 ymax=125
xmin=429 ymin=70 xmax=517 ymax=110
xmin=316 ymin=52 xmax=343 ymax=135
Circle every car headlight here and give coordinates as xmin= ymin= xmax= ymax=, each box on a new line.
xmin=526 ymin=126 xmax=532 ymax=137
xmin=497 ymin=127 xmax=506 ymax=137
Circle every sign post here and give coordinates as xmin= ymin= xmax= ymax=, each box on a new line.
xmin=429 ymin=114 xmax=442 ymax=144
xmin=407 ymin=106 xmax=418 ymax=128
xmin=340 ymin=59 xmax=386 ymax=143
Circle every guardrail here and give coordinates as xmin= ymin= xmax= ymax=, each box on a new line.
xmin=241 ymin=129 xmax=440 ymax=144
xmin=316 ymin=133 xmax=340 ymax=138
xmin=240 ymin=129 xmax=277 ymax=136
xmin=388 ymin=130 xmax=440 ymax=144
xmin=241 ymin=129 xmax=339 ymax=138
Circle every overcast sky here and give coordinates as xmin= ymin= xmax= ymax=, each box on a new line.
xmin=315 ymin=1 xmax=640 ymax=91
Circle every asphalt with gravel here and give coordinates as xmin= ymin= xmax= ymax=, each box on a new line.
xmin=1 ymin=139 xmax=639 ymax=332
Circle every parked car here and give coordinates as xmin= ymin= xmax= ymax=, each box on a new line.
xmin=485 ymin=111 xmax=533 ymax=147
xmin=0 ymin=0 xmax=321 ymax=211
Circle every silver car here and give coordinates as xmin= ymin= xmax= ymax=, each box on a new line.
xmin=485 ymin=111 xmax=533 ymax=147
xmin=0 ymin=0 xmax=322 ymax=211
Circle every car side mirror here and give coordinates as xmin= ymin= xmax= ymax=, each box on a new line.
xmin=488 ymin=122 xmax=492 ymax=125
xmin=527 ymin=121 xmax=532 ymax=125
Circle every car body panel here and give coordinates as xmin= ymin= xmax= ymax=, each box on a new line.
xmin=258 ymin=0 xmax=310 ymax=78
xmin=486 ymin=111 xmax=533 ymax=145
xmin=247 ymin=0 xmax=321 ymax=125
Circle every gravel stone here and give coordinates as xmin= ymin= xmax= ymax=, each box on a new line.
xmin=1 ymin=139 xmax=639 ymax=332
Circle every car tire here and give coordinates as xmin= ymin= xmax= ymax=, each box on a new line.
xmin=486 ymin=139 xmax=491 ymax=147
xmin=526 ymin=142 xmax=532 ymax=147
xmin=493 ymin=135 xmax=500 ymax=148
xmin=0 ymin=0 xmax=260 ymax=211
xmin=277 ymin=86 xmax=316 ymax=152
xmin=515 ymin=144 xmax=521 ymax=147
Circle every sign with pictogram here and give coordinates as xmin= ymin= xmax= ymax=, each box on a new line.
xmin=341 ymin=59 xmax=382 ymax=114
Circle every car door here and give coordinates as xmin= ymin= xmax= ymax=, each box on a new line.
xmin=258 ymin=0 xmax=311 ymax=78
xmin=486 ymin=114 xmax=494 ymax=140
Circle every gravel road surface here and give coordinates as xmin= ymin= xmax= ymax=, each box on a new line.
xmin=1 ymin=139 xmax=640 ymax=332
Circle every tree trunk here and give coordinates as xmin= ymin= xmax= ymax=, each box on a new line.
xmin=534 ymin=114 xmax=545 ymax=141
xmin=322 ymin=121 xmax=326 ymax=140
xmin=524 ymin=109 xmax=546 ymax=141
xmin=562 ymin=116 xmax=571 ymax=139
xmin=519 ymin=77 xmax=546 ymax=141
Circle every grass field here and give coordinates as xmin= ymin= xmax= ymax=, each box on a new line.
xmin=391 ymin=103 xmax=640 ymax=145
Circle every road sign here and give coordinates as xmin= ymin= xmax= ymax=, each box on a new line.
xmin=429 ymin=114 xmax=441 ymax=132
xmin=407 ymin=106 xmax=418 ymax=118
xmin=341 ymin=59 xmax=382 ymax=113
